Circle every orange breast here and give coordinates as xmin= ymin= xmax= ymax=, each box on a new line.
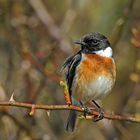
xmin=72 ymin=53 xmax=116 ymax=102
xmin=79 ymin=54 xmax=116 ymax=81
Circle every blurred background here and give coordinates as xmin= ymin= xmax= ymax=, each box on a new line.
xmin=0 ymin=0 xmax=140 ymax=140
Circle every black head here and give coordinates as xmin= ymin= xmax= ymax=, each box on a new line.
xmin=74 ymin=32 xmax=111 ymax=53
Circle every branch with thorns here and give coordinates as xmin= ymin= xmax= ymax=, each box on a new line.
xmin=0 ymin=101 xmax=140 ymax=123
xmin=0 ymin=81 xmax=140 ymax=124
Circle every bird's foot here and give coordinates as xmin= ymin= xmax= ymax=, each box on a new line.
xmin=93 ymin=109 xmax=104 ymax=122
xmin=79 ymin=101 xmax=91 ymax=118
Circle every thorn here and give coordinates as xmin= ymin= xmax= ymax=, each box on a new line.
xmin=46 ymin=110 xmax=50 ymax=118
xmin=29 ymin=104 xmax=36 ymax=116
xmin=9 ymin=92 xmax=15 ymax=102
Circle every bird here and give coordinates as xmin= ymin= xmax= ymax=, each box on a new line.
xmin=62 ymin=32 xmax=116 ymax=132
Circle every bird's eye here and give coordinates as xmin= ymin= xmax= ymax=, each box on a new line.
xmin=89 ymin=39 xmax=99 ymax=46
xmin=92 ymin=39 xmax=98 ymax=44
xmin=84 ymin=38 xmax=99 ymax=46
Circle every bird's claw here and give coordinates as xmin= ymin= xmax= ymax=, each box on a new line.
xmin=93 ymin=111 xmax=104 ymax=122
xmin=80 ymin=101 xmax=91 ymax=118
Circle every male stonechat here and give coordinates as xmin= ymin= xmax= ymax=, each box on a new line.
xmin=62 ymin=32 xmax=116 ymax=131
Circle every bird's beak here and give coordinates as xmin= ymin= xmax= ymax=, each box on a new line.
xmin=74 ymin=40 xmax=86 ymax=46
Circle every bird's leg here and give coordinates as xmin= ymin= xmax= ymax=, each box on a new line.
xmin=79 ymin=101 xmax=91 ymax=118
xmin=92 ymin=100 xmax=104 ymax=122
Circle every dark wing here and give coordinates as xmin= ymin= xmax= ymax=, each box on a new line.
xmin=62 ymin=51 xmax=82 ymax=96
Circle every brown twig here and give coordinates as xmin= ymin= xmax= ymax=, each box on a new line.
xmin=0 ymin=101 xmax=140 ymax=123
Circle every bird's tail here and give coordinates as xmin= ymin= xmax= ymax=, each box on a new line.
xmin=66 ymin=110 xmax=77 ymax=132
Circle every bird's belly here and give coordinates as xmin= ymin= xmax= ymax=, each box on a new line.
xmin=72 ymin=75 xmax=114 ymax=102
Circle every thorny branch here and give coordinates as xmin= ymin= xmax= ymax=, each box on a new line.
xmin=0 ymin=101 xmax=140 ymax=123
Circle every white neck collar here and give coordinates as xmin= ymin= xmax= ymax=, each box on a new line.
xmin=94 ymin=47 xmax=113 ymax=57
